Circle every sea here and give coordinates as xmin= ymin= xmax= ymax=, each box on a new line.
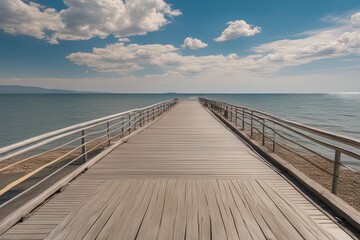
xmin=1 ymin=93 xmax=359 ymax=168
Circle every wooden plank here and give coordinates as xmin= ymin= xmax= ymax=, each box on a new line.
xmin=172 ymin=179 xmax=187 ymax=239
xmin=203 ymin=179 xmax=227 ymax=239
xmin=156 ymin=179 xmax=178 ymax=239
xmin=82 ymin=180 xmax=133 ymax=239
xmin=118 ymin=180 xmax=157 ymax=240
xmin=217 ymin=180 xmax=253 ymax=239
xmin=258 ymin=180 xmax=336 ymax=240
xmin=211 ymin=180 xmax=239 ymax=240
xmin=185 ymin=180 xmax=199 ymax=240
xmin=230 ymin=179 xmax=277 ymax=239
xmin=50 ymin=181 xmax=120 ymax=240
xmin=133 ymin=179 xmax=166 ymax=240
xmin=197 ymin=180 xmax=211 ymax=240
xmin=95 ymin=179 xmax=148 ymax=239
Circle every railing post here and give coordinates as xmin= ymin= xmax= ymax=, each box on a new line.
xmin=81 ymin=130 xmax=87 ymax=162
xmin=242 ymin=108 xmax=245 ymax=130
xmin=128 ymin=113 xmax=131 ymax=134
xmin=121 ymin=116 xmax=124 ymax=137
xmin=134 ymin=112 xmax=137 ymax=130
xmin=250 ymin=111 xmax=254 ymax=138
xmin=262 ymin=118 xmax=265 ymax=146
xmin=235 ymin=108 xmax=238 ymax=126
xmin=232 ymin=107 xmax=235 ymax=123
xmin=140 ymin=110 xmax=143 ymax=127
xmin=106 ymin=122 xmax=111 ymax=146
xmin=331 ymin=150 xmax=341 ymax=195
xmin=272 ymin=123 xmax=276 ymax=152
xmin=147 ymin=109 xmax=149 ymax=123
xmin=153 ymin=108 xmax=155 ymax=120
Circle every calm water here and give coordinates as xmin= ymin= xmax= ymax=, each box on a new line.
xmin=1 ymin=93 xmax=360 ymax=167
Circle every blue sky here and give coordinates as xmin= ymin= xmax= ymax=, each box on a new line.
xmin=0 ymin=0 xmax=359 ymax=92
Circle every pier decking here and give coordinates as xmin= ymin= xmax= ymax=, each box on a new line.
xmin=0 ymin=101 xmax=353 ymax=239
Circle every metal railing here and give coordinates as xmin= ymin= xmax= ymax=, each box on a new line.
xmin=199 ymin=97 xmax=360 ymax=195
xmin=0 ymin=98 xmax=178 ymax=208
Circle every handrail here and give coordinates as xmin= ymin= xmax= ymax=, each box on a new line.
xmin=0 ymin=99 xmax=176 ymax=155
xmin=201 ymin=98 xmax=360 ymax=148
xmin=199 ymin=97 xmax=359 ymax=196
xmin=0 ymin=98 xmax=178 ymax=208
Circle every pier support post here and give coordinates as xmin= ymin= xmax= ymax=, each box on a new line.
xmin=331 ymin=150 xmax=341 ymax=195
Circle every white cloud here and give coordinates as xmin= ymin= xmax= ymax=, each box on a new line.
xmin=181 ymin=37 xmax=208 ymax=50
xmin=67 ymin=42 xmax=241 ymax=75
xmin=214 ymin=20 xmax=261 ymax=42
xmin=118 ymin=38 xmax=130 ymax=42
xmin=55 ymin=0 xmax=181 ymax=42
xmin=0 ymin=0 xmax=181 ymax=44
xmin=67 ymin=43 xmax=180 ymax=74
xmin=252 ymin=30 xmax=360 ymax=72
xmin=66 ymin=12 xmax=360 ymax=78
xmin=351 ymin=12 xmax=360 ymax=27
xmin=0 ymin=0 xmax=61 ymax=43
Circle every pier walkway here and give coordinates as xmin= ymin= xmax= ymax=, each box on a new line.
xmin=0 ymin=101 xmax=353 ymax=239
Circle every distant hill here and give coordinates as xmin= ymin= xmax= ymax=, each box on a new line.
xmin=0 ymin=85 xmax=86 ymax=93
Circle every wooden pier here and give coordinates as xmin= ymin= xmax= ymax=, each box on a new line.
xmin=0 ymin=101 xmax=357 ymax=239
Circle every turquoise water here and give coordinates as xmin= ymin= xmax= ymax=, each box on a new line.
xmin=1 ymin=93 xmax=359 ymax=167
